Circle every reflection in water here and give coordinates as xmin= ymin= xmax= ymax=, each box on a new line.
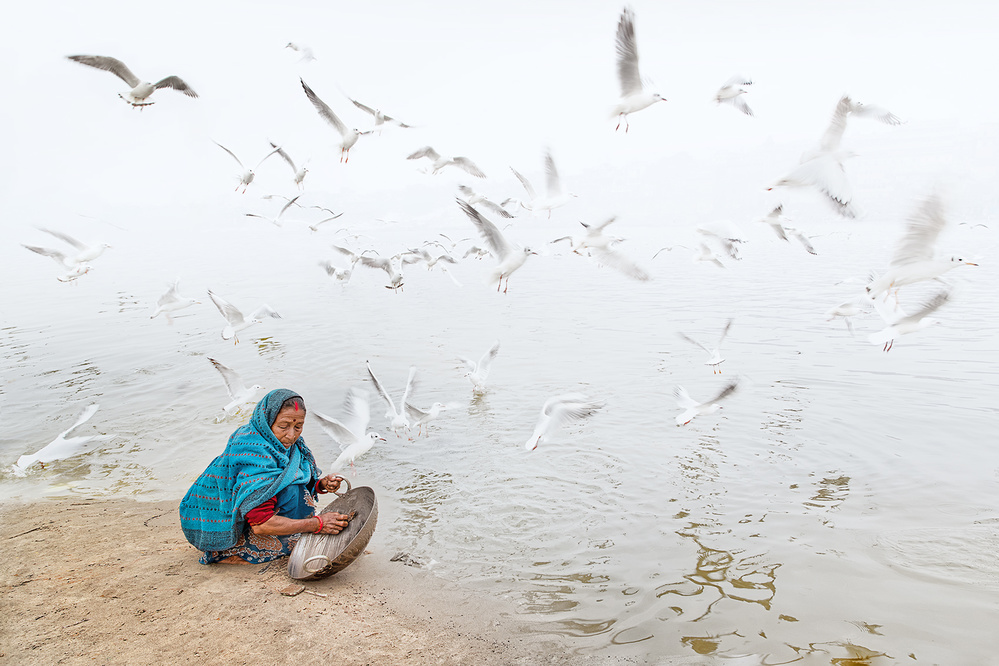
xmin=656 ymin=535 xmax=779 ymax=622
xmin=45 ymin=359 xmax=101 ymax=392
xmin=253 ymin=336 xmax=285 ymax=358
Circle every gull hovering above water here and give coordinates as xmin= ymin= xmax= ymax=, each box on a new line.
xmin=407 ymin=146 xmax=486 ymax=177
xmin=12 ymin=404 xmax=115 ymax=476
xmin=458 ymin=340 xmax=500 ymax=394
xmin=524 ymin=394 xmax=605 ymax=451
xmin=313 ymin=388 xmax=385 ymax=473
xmin=509 ymin=148 xmax=576 ymax=218
xmin=207 ymin=289 xmax=282 ymax=343
xmin=866 ymin=194 xmax=977 ymax=298
xmin=300 ymin=78 xmax=372 ymax=163
xmin=674 ymin=382 xmax=738 ymax=426
xmin=678 ymin=319 xmax=733 ymax=373
xmin=552 ymin=217 xmax=650 ymax=281
xmin=151 ymin=279 xmax=199 ymax=322
xmin=366 ymin=361 xmax=417 ymax=438
xmin=405 ymin=401 xmax=461 ymax=437
xmin=67 ymin=55 xmax=198 ymax=107
xmin=612 ymin=6 xmax=666 ymax=132
xmin=213 ymin=141 xmax=281 ymax=193
xmin=458 ymin=199 xmax=537 ymax=293
xmin=208 ymin=358 xmax=264 ymax=416
xmin=23 ymin=227 xmax=111 ymax=275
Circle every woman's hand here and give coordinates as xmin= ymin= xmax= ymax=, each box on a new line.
xmin=317 ymin=474 xmax=344 ymax=494
xmin=315 ymin=512 xmax=352 ymax=535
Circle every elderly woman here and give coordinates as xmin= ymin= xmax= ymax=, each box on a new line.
xmin=180 ymin=389 xmax=351 ymax=564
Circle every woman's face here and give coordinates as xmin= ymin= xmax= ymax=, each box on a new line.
xmin=270 ymin=406 xmax=305 ymax=447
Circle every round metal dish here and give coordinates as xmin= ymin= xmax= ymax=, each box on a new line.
xmin=287 ymin=479 xmax=378 ymax=581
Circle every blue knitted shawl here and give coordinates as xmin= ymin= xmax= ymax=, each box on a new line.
xmin=179 ymin=389 xmax=320 ymax=552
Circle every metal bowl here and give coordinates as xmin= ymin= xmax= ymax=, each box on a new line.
xmin=287 ymin=479 xmax=378 ymax=580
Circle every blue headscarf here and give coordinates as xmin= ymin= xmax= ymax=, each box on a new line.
xmin=180 ymin=389 xmax=320 ymax=552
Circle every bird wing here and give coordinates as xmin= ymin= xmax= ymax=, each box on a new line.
xmin=788 ymin=229 xmax=818 ymax=255
xmin=407 ymin=146 xmax=441 ymax=161
xmin=67 ymin=55 xmax=140 ymax=88
xmin=340 ymin=387 xmax=372 ymax=444
xmin=590 ymin=247 xmax=651 ymax=281
xmin=153 ymin=76 xmax=198 ymax=97
xmin=405 ymin=402 xmax=429 ymax=421
xmin=300 ymin=78 xmax=347 ymax=137
xmin=457 ymin=199 xmax=512 ymax=260
xmin=366 ymin=361 xmax=397 ymax=414
xmin=350 ymin=98 xmax=377 ymax=117
xmin=248 ymin=304 xmax=282 ymax=321
xmin=509 ymin=167 xmax=537 ymax=201
xmin=23 ymin=244 xmax=69 ymax=265
xmin=212 ymin=141 xmax=245 ymax=169
xmin=479 ymin=199 xmax=514 ymax=218
xmin=477 ymin=340 xmax=501 ymax=376
xmin=732 ymin=96 xmax=754 ymax=117
xmin=896 ymin=291 xmax=950 ymax=327
xmin=543 ymin=395 xmax=605 ymax=430
xmin=795 ymin=154 xmax=855 ymax=211
xmin=208 ymin=358 xmax=245 ymax=400
xmin=157 ymin=280 xmax=181 ymax=306
xmin=277 ymin=194 xmax=301 ymax=218
xmin=704 ymin=381 xmax=739 ymax=407
xmin=358 ymin=255 xmax=394 ymax=275
xmin=722 ymin=74 xmax=752 ymax=88
xmin=60 ymin=404 xmax=101 ymax=439
xmin=852 ymin=102 xmax=901 ymax=126
xmin=717 ymin=319 xmax=733 ymax=348
xmin=451 ymin=157 xmax=486 ymax=178
xmin=38 ymin=227 xmax=87 ymax=251
xmin=891 ymin=194 xmax=947 ymax=267
xmin=615 ymin=7 xmax=642 ymax=97
xmin=207 ymin=290 xmax=245 ymax=327
xmin=543 ymin=149 xmax=563 ymax=197
xmin=678 ymin=332 xmax=711 ymax=355
xmin=819 ymin=95 xmax=852 ymax=152
xmin=400 ymin=366 xmax=418 ymax=412
xmin=269 ymin=142 xmax=297 ymax=172
xmin=311 ymin=410 xmax=357 ymax=449
xmin=254 ymin=145 xmax=283 ymax=169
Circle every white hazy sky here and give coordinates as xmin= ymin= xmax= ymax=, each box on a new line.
xmin=1 ymin=1 xmax=997 ymax=226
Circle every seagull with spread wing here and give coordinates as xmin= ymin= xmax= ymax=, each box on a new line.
xmin=459 ymin=340 xmax=500 ymax=394
xmin=524 ymin=394 xmax=605 ymax=451
xmin=348 ymin=96 xmax=411 ymax=132
xmin=457 ymin=199 xmax=537 ymax=293
xmin=673 ymin=382 xmax=738 ymax=426
xmin=407 ymin=146 xmax=486 ymax=177
xmin=366 ymin=361 xmax=417 ymax=438
xmin=611 ymin=6 xmax=666 ymax=132
xmin=268 ymin=142 xmax=309 ymax=189
xmin=509 ymin=148 xmax=576 ymax=218
xmin=300 ymin=78 xmax=371 ymax=162
xmin=213 ymin=141 xmax=281 ymax=193
xmin=678 ymin=319 xmax=733 ymax=374
xmin=207 ymin=289 xmax=282 ymax=344
xmin=208 ymin=358 xmax=264 ymax=416
xmin=313 ymin=388 xmax=385 ymax=473
xmin=12 ymin=404 xmax=115 ymax=476
xmin=67 ymin=55 xmax=197 ymax=107
xmin=151 ymin=279 xmax=199 ymax=323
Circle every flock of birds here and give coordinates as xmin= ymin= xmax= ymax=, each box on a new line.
xmin=12 ymin=6 xmax=982 ymax=480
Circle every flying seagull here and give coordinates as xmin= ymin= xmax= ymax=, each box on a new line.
xmin=12 ymin=404 xmax=115 ymax=476
xmin=67 ymin=55 xmax=197 ymax=107
xmin=300 ymin=78 xmax=371 ymax=163
xmin=611 ymin=6 xmax=666 ymax=132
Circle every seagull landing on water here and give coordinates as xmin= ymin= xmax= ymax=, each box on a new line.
xmin=407 ymin=146 xmax=486 ymax=177
xmin=678 ymin=319 xmax=733 ymax=373
xmin=673 ymin=382 xmax=738 ymax=426
xmin=213 ymin=141 xmax=281 ymax=193
xmin=715 ymin=75 xmax=754 ymax=116
xmin=12 ymin=404 xmax=115 ymax=476
xmin=866 ymin=193 xmax=977 ymax=298
xmin=366 ymin=361 xmax=417 ymax=439
xmin=524 ymin=394 xmax=605 ymax=451
xmin=300 ymin=79 xmax=371 ymax=163
xmin=208 ymin=358 xmax=264 ymax=417
xmin=457 ymin=199 xmax=537 ymax=293
xmin=509 ymin=148 xmax=577 ymax=218
xmin=67 ymin=55 xmax=197 ymax=108
xmin=459 ymin=340 xmax=500 ymax=394
xmin=207 ymin=290 xmax=281 ymax=344
xmin=612 ymin=6 xmax=665 ymax=132
xmin=870 ymin=290 xmax=950 ymax=352
xmin=151 ymin=279 xmax=199 ymax=323
xmin=313 ymin=388 xmax=386 ymax=474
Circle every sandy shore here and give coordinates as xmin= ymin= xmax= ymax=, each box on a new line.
xmin=1 ymin=498 xmax=595 ymax=666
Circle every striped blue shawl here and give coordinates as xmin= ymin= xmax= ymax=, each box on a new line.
xmin=179 ymin=389 xmax=320 ymax=552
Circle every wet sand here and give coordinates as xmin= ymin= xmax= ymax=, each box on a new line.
xmin=1 ymin=498 xmax=591 ymax=666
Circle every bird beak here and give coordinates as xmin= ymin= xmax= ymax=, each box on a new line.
xmin=966 ymin=262 xmax=979 ymax=266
